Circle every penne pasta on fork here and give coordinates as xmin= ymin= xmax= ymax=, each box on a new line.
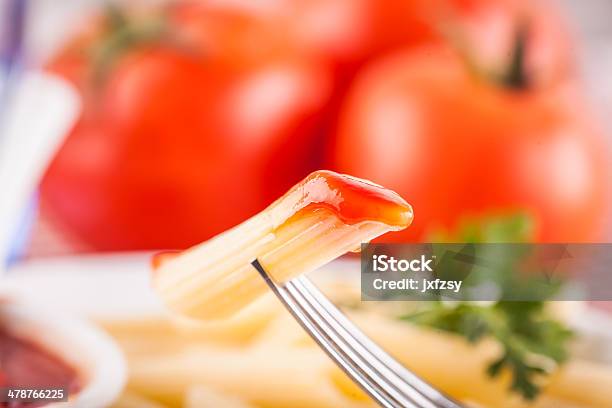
xmin=152 ymin=170 xmax=413 ymax=320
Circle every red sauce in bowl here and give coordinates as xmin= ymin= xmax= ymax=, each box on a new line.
xmin=0 ymin=330 xmax=80 ymax=407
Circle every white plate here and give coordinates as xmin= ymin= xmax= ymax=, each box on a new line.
xmin=3 ymin=252 xmax=355 ymax=320
xmin=4 ymin=252 xmax=165 ymax=320
xmin=5 ymin=253 xmax=612 ymax=365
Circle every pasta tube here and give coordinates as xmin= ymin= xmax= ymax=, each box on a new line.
xmin=152 ymin=170 xmax=412 ymax=319
xmin=185 ymin=386 xmax=254 ymax=408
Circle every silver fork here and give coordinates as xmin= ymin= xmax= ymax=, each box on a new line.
xmin=251 ymin=259 xmax=463 ymax=408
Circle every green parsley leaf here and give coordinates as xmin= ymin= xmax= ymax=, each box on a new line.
xmin=401 ymin=213 xmax=573 ymax=400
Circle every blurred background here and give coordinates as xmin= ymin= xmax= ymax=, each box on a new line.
xmin=1 ymin=1 xmax=612 ymax=407
xmin=1 ymin=0 xmax=611 ymax=258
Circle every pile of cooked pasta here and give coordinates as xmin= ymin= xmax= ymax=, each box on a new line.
xmin=102 ymin=281 xmax=612 ymax=408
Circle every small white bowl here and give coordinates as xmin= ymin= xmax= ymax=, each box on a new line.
xmin=0 ymin=299 xmax=126 ymax=407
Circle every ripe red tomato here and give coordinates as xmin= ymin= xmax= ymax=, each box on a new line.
xmin=332 ymin=46 xmax=609 ymax=242
xmin=195 ymin=0 xmax=573 ymax=81
xmin=41 ymin=7 xmax=332 ymax=250
xmin=450 ymin=0 xmax=574 ymax=87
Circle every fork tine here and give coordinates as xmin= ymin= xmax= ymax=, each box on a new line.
xmin=283 ymin=279 xmax=420 ymax=408
xmin=287 ymin=278 xmax=438 ymax=407
xmin=256 ymin=261 xmax=408 ymax=406
xmin=293 ymin=276 xmax=462 ymax=408
xmin=251 ymin=259 xmax=403 ymax=407
xmin=251 ymin=259 xmax=463 ymax=408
